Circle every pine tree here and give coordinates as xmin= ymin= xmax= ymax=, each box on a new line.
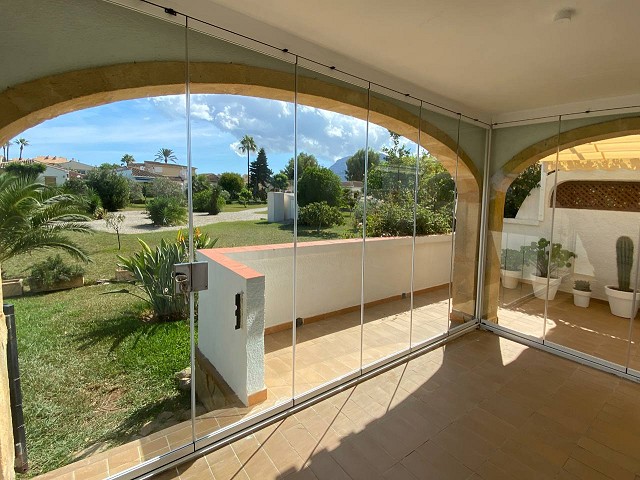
xmin=249 ymin=147 xmax=273 ymax=196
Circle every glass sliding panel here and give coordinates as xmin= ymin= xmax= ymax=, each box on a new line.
xmin=491 ymin=117 xmax=563 ymax=341
xmin=361 ymin=86 xmax=419 ymax=367
xmin=628 ymin=226 xmax=640 ymax=374
xmin=293 ymin=63 xmax=368 ymax=398
xmin=187 ymin=19 xmax=295 ymax=442
xmin=2 ymin=1 xmax=190 ymax=477
xmin=543 ymin=112 xmax=637 ymax=368
xmin=410 ymin=106 xmax=460 ymax=346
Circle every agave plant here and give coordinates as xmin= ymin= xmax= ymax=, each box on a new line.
xmin=0 ymin=172 xmax=92 ymax=263
xmin=116 ymin=231 xmax=217 ymax=322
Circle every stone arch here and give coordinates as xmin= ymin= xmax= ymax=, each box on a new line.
xmin=484 ymin=115 xmax=640 ymax=320
xmin=0 ymin=60 xmax=482 ymax=318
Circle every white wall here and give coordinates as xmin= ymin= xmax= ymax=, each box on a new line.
xmin=195 ymin=251 xmax=265 ymax=405
xmin=226 ymin=235 xmax=453 ymax=328
xmin=503 ymin=169 xmax=640 ymax=300
xmin=267 ymin=192 xmax=295 ymax=223
xmin=37 ymin=165 xmax=68 ymax=186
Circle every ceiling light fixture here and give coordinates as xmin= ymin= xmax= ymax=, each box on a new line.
xmin=553 ymin=8 xmax=576 ymax=24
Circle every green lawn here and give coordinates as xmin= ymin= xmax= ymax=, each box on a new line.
xmin=222 ymin=201 xmax=266 ymax=212
xmin=4 ymin=215 xmax=358 ymax=476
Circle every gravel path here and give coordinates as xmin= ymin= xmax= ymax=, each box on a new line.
xmin=90 ymin=208 xmax=267 ymax=234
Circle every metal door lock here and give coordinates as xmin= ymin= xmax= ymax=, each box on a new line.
xmin=173 ymin=262 xmax=208 ymax=294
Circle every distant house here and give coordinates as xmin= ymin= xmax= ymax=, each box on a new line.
xmin=117 ymin=166 xmax=165 ymax=183
xmin=1 ymin=158 xmax=71 ymax=186
xmin=31 ymin=155 xmax=95 ymax=175
xmin=128 ymin=161 xmax=197 ymax=183
xmin=203 ymin=173 xmax=219 ymax=185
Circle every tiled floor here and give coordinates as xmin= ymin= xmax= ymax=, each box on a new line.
xmin=37 ymin=288 xmax=454 ymax=479
xmin=497 ymin=283 xmax=640 ymax=369
xmin=155 ymin=329 xmax=640 ymax=480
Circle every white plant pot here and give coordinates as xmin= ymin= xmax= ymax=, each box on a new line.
xmin=604 ymin=286 xmax=639 ymax=318
xmin=500 ymin=269 xmax=521 ymax=289
xmin=572 ymin=289 xmax=591 ymax=308
xmin=531 ymin=275 xmax=562 ymax=301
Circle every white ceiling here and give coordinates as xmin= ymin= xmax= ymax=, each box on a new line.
xmin=159 ymin=0 xmax=640 ymax=122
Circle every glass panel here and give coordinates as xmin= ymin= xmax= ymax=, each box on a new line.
xmin=410 ymin=106 xmax=459 ymax=346
xmin=361 ymin=87 xmax=419 ymax=366
xmin=493 ymin=117 xmax=562 ymax=341
xmin=543 ymin=113 xmax=636 ymax=368
xmin=293 ymin=64 xmax=367 ymax=397
xmin=187 ymin=19 xmax=295 ymax=441
xmin=628 ymin=226 xmax=640 ymax=373
xmin=2 ymin=2 xmax=190 ymax=477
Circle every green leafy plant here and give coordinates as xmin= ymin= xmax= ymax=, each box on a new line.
xmin=521 ymin=238 xmax=575 ymax=279
xmin=573 ymin=280 xmax=591 ymax=292
xmin=147 ymin=177 xmax=184 ymax=199
xmin=504 ymin=163 xmax=541 ymax=218
xmin=117 ymin=239 xmax=187 ymax=322
xmin=146 ymin=197 xmax=187 ymax=226
xmin=117 ymin=232 xmax=217 ymax=322
xmin=25 ymin=255 xmax=85 ymax=289
xmin=104 ymin=212 xmax=125 ymax=250
xmin=85 ymin=164 xmax=130 ymax=211
xmin=615 ymin=236 xmax=634 ymax=292
xmin=238 ymin=188 xmax=252 ymax=207
xmin=297 ymin=167 xmax=343 ymax=207
xmin=208 ymin=186 xmax=225 ymax=215
xmin=193 ymin=189 xmax=212 ymax=212
xmin=299 ymin=201 xmax=344 ymax=232
xmin=0 ymin=173 xmax=92 ymax=263
xmin=501 ymin=248 xmax=523 ymax=272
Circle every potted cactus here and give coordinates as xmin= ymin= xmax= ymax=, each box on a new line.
xmin=572 ymin=280 xmax=592 ymax=308
xmin=605 ymin=236 xmax=639 ymax=318
xmin=522 ymin=238 xmax=576 ymax=301
xmin=500 ymin=248 xmax=523 ymax=289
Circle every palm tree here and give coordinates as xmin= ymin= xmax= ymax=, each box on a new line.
xmin=15 ymin=138 xmax=29 ymax=160
xmin=239 ymin=135 xmax=257 ymax=186
xmin=121 ymin=153 xmax=135 ymax=166
xmin=0 ymin=171 xmax=92 ymax=263
xmin=1 ymin=142 xmax=9 ymax=162
xmin=155 ymin=148 xmax=177 ymax=164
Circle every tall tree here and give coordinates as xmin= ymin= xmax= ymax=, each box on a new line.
xmin=281 ymin=152 xmax=319 ymax=180
xmin=249 ymin=147 xmax=272 ymax=196
xmin=0 ymin=171 xmax=92 ymax=263
xmin=2 ymin=142 xmax=10 ymax=162
xmin=346 ymin=148 xmax=380 ymax=182
xmin=121 ymin=153 xmax=135 ymax=166
xmin=155 ymin=148 xmax=177 ymax=164
xmin=382 ymin=130 xmax=412 ymax=165
xmin=15 ymin=138 xmax=29 ymax=160
xmin=239 ymin=135 xmax=257 ymax=186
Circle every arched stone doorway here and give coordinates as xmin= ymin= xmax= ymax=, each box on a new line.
xmin=484 ymin=115 xmax=640 ymax=321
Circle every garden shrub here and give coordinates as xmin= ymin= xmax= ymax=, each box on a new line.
xmin=85 ymin=164 xmax=130 ymax=211
xmin=218 ymin=172 xmax=244 ymax=199
xmin=26 ymin=255 xmax=85 ymax=289
xmin=297 ymin=167 xmax=342 ymax=207
xmin=146 ymin=197 xmax=187 ymax=226
xmin=298 ymin=201 xmax=344 ymax=232
xmin=147 ymin=177 xmax=184 ymax=199
xmin=128 ymin=180 xmax=145 ymax=203
xmin=208 ymin=186 xmax=225 ymax=215
xmin=193 ymin=189 xmax=212 ymax=212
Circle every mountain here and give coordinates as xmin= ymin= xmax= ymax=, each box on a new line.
xmin=329 ymin=156 xmax=349 ymax=181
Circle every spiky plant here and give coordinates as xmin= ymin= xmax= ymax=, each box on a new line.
xmin=616 ymin=236 xmax=634 ymax=292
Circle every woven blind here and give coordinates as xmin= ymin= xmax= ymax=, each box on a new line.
xmin=554 ymin=181 xmax=640 ymax=212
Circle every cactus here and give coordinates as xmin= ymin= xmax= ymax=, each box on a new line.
xmin=616 ymin=236 xmax=634 ymax=292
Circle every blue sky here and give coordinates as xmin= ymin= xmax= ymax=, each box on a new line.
xmin=18 ymin=94 xmax=406 ymax=175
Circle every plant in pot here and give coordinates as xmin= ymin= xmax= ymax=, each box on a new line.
xmin=26 ymin=255 xmax=85 ymax=293
xmin=500 ymin=248 xmax=523 ymax=289
xmin=572 ymin=280 xmax=592 ymax=308
xmin=605 ymin=236 xmax=639 ymax=318
xmin=521 ymin=238 xmax=576 ymax=301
